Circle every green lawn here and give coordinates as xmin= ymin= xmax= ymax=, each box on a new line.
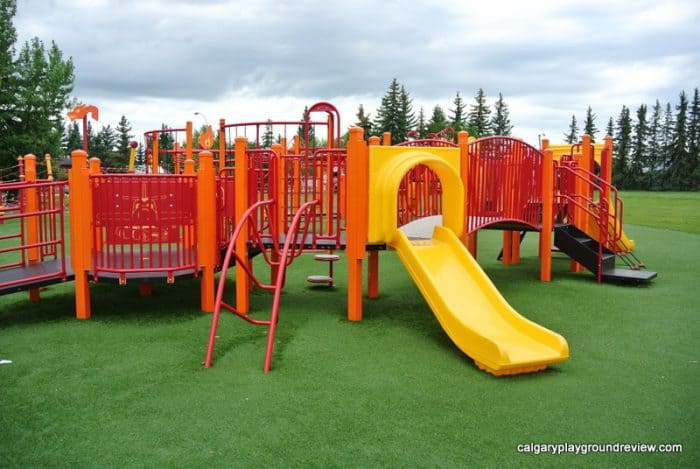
xmin=619 ymin=191 xmax=700 ymax=234
xmin=1 ymin=192 xmax=698 ymax=467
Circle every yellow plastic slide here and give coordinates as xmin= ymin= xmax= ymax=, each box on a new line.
xmin=584 ymin=199 xmax=636 ymax=253
xmin=392 ymin=226 xmax=569 ymax=375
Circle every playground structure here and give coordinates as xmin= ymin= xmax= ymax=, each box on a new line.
xmin=1 ymin=102 xmax=657 ymax=376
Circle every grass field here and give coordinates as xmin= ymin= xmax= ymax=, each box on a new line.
xmin=1 ymin=192 xmax=699 ymax=467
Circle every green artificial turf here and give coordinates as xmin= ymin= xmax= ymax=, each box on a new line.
xmin=619 ymin=191 xmax=700 ymax=234
xmin=1 ymin=193 xmax=699 ymax=467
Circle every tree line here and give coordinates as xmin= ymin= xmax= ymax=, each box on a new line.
xmin=355 ymin=78 xmax=513 ymax=145
xmin=565 ymin=89 xmax=700 ymax=190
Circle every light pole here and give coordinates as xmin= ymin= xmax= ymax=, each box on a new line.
xmin=194 ymin=111 xmax=210 ymax=126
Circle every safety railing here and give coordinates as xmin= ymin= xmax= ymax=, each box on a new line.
xmin=0 ymin=180 xmax=68 ymax=290
xmin=467 ymin=137 xmax=543 ymax=233
xmin=555 ymin=163 xmax=623 ymax=282
xmin=90 ymin=174 xmax=198 ymax=283
xmin=204 ymin=198 xmax=320 ymax=372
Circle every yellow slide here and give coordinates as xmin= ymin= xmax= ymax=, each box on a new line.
xmin=392 ymin=226 xmax=569 ymax=375
xmin=584 ymin=199 xmax=636 ymax=253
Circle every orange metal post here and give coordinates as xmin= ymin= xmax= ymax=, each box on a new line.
xmin=183 ymin=159 xmax=195 ymax=248
xmin=234 ymin=137 xmax=250 ymax=313
xmin=69 ymin=149 xmax=92 ymax=318
xmin=174 ymin=142 xmax=181 ymax=174
xmin=45 ymin=153 xmax=54 ymax=181
xmin=502 ymin=231 xmax=513 ymax=265
xmin=511 ymin=230 xmax=521 ymax=264
xmin=368 ymin=136 xmax=380 ymax=146
xmin=540 ymin=148 xmax=554 ymax=281
xmin=24 ymin=155 xmax=40 ymax=301
xmin=218 ymin=118 xmax=226 ymax=170
xmin=602 ymin=135 xmax=613 ymax=187
xmin=151 ymin=134 xmax=159 ymax=174
xmin=382 ymin=132 xmax=391 ymax=146
xmin=88 ymin=158 xmax=104 ymax=254
xmin=293 ymin=135 xmax=300 ymax=154
xmin=197 ymin=151 xmax=217 ymax=312
xmin=458 ymin=131 xmax=469 ymax=244
xmin=185 ymin=121 xmax=193 ymax=163
xmin=346 ymin=127 xmax=368 ymax=321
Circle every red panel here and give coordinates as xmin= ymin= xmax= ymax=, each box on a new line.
xmin=90 ymin=174 xmax=197 ymax=279
xmin=467 ymin=137 xmax=543 ymax=233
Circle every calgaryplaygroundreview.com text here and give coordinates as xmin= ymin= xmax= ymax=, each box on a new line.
xmin=516 ymin=442 xmax=684 ymax=455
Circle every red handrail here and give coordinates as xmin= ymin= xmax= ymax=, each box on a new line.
xmin=555 ymin=164 xmax=623 ymax=282
xmin=204 ymin=198 xmax=320 ymax=372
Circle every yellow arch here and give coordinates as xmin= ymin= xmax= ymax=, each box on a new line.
xmin=367 ymin=146 xmax=463 ymax=244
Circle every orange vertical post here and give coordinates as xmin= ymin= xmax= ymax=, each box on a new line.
xmin=368 ymin=136 xmax=380 ymax=146
xmin=540 ymin=148 xmax=554 ymax=282
xmin=174 ymin=142 xmax=182 ymax=174
xmin=151 ymin=134 xmax=159 ymax=174
xmin=511 ymin=231 xmax=521 ymax=264
xmin=580 ymin=134 xmax=592 ymax=230
xmin=89 ymin=158 xmax=103 ymax=253
xmin=197 ymin=151 xmax=216 ymax=312
xmin=458 ymin=131 xmax=469 ymax=243
xmin=382 ymin=132 xmax=391 ymax=146
xmin=271 ymin=142 xmax=284 ymax=285
xmin=69 ymin=149 xmax=92 ymax=318
xmin=602 ymin=135 xmax=613 ymax=187
xmin=183 ymin=158 xmax=195 ymax=249
xmin=24 ymin=155 xmax=40 ymax=301
xmin=346 ymin=127 xmax=368 ymax=321
xmin=218 ymin=118 xmax=226 ymax=170
xmin=234 ymin=137 xmax=250 ymax=313
xmin=502 ymin=231 xmax=513 ymax=265
xmin=185 ymin=121 xmax=193 ymax=163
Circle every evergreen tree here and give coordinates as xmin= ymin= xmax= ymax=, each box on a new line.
xmin=612 ymin=106 xmax=632 ymax=188
xmin=62 ymin=120 xmax=81 ymax=154
xmin=467 ymin=88 xmax=491 ymax=137
xmin=449 ymin=91 xmax=467 ymax=132
xmin=688 ymin=88 xmax=700 ymax=189
xmin=115 ymin=115 xmax=133 ymax=162
xmin=661 ymin=102 xmax=675 ymax=185
xmin=158 ymin=124 xmax=174 ymax=171
xmin=583 ymin=106 xmax=598 ymax=142
xmin=564 ymin=114 xmax=579 ymax=144
xmin=396 ymin=85 xmax=416 ymax=143
xmin=91 ymin=125 xmax=116 ymax=166
xmin=415 ymin=106 xmax=428 ymax=138
xmin=427 ymin=105 xmax=449 ymax=135
xmin=354 ymin=104 xmax=372 ymax=138
xmin=297 ymin=106 xmax=316 ymax=148
xmin=647 ymin=100 xmax=663 ymax=189
xmin=667 ymin=91 xmax=692 ymax=190
xmin=629 ymin=104 xmax=648 ymax=189
xmin=606 ymin=117 xmax=614 ymax=137
xmin=136 ymin=142 xmax=145 ymax=168
xmin=262 ymin=119 xmax=274 ymax=147
xmin=373 ymin=78 xmax=402 ymax=141
xmin=490 ymin=93 xmax=513 ymax=136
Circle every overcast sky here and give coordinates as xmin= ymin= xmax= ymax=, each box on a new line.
xmin=14 ymin=0 xmax=700 ymax=145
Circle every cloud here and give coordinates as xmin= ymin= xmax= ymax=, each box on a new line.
xmin=13 ymin=0 xmax=700 ymax=144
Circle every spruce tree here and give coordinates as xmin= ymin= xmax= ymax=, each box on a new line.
xmin=490 ymin=93 xmax=512 ymax=136
xmin=467 ymin=88 xmax=491 ymax=137
xmin=354 ymin=104 xmax=372 ymax=138
xmin=427 ymin=105 xmax=449 ymax=135
xmin=62 ymin=120 xmax=82 ymax=155
xmin=583 ymin=106 xmax=598 ymax=142
xmin=668 ymin=91 xmax=692 ymax=190
xmin=416 ymin=107 xmax=428 ymax=138
xmin=449 ymin=91 xmax=467 ymax=132
xmin=613 ymin=106 xmax=632 ymax=188
xmin=115 ymin=115 xmax=133 ymax=162
xmin=606 ymin=117 xmax=614 ymax=137
xmin=629 ymin=104 xmax=648 ymax=189
xmin=396 ymin=85 xmax=416 ymax=143
xmin=373 ymin=78 xmax=401 ymax=141
xmin=688 ymin=88 xmax=700 ymax=189
xmin=564 ymin=115 xmax=579 ymax=144
xmin=661 ymin=102 xmax=674 ymax=186
xmin=647 ymin=100 xmax=663 ymax=189
xmin=262 ymin=119 xmax=274 ymax=147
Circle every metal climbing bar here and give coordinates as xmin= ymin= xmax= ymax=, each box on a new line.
xmin=204 ymin=199 xmax=320 ymax=372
